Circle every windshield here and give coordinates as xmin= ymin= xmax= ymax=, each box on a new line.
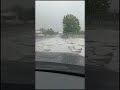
xmin=35 ymin=1 xmax=85 ymax=75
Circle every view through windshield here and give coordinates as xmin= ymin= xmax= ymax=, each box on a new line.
xmin=35 ymin=1 xmax=85 ymax=67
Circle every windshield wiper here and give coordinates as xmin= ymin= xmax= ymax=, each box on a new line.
xmin=35 ymin=61 xmax=85 ymax=77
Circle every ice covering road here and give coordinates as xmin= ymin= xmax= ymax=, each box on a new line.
xmin=36 ymin=36 xmax=85 ymax=56
xmin=35 ymin=36 xmax=85 ymax=66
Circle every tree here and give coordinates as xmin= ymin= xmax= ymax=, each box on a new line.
xmin=86 ymin=0 xmax=111 ymax=25
xmin=47 ymin=28 xmax=54 ymax=35
xmin=86 ymin=0 xmax=111 ymax=15
xmin=63 ymin=14 xmax=81 ymax=35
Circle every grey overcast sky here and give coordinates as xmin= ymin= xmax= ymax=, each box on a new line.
xmin=35 ymin=1 xmax=85 ymax=32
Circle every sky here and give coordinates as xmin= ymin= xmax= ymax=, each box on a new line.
xmin=35 ymin=1 xmax=85 ymax=32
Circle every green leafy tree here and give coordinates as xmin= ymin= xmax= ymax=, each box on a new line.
xmin=86 ymin=0 xmax=111 ymax=15
xmin=86 ymin=0 xmax=111 ymax=25
xmin=63 ymin=14 xmax=81 ymax=35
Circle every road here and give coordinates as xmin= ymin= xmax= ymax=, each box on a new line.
xmin=36 ymin=36 xmax=85 ymax=56
xmin=36 ymin=36 xmax=85 ymax=66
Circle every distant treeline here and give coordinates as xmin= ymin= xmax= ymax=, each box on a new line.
xmin=38 ymin=28 xmax=58 ymax=35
